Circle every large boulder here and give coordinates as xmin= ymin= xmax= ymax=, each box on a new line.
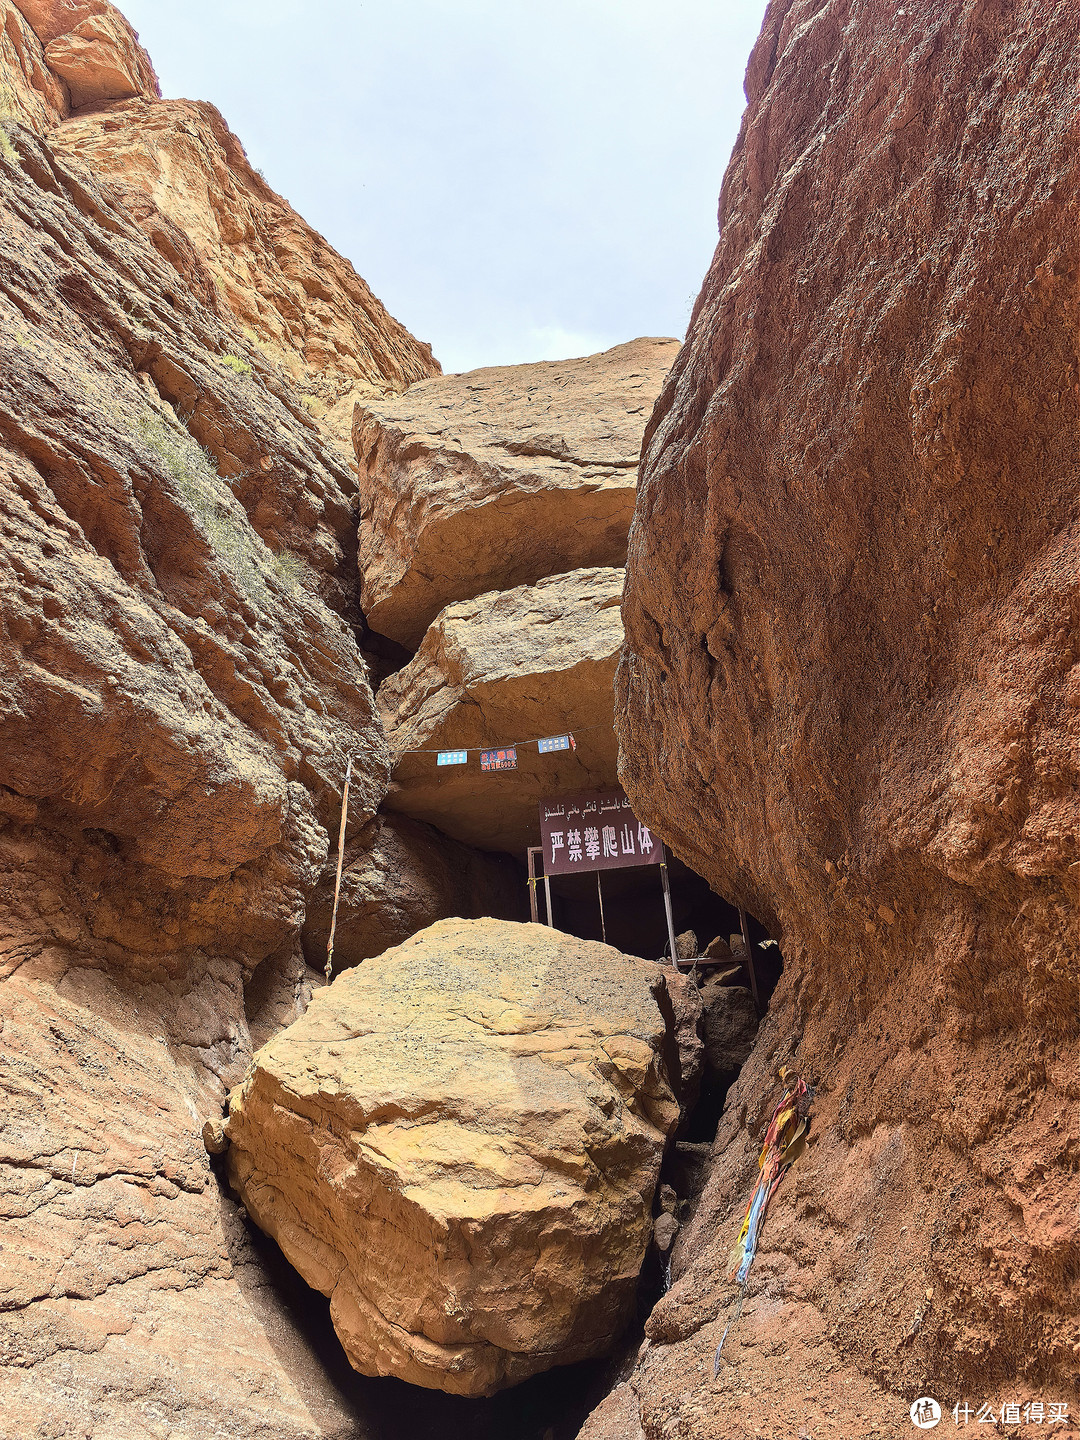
xmin=300 ymin=811 xmax=526 ymax=970
xmin=353 ymin=337 xmax=679 ymax=648
xmin=379 ymin=567 xmax=624 ymax=852
xmin=224 ymin=918 xmax=693 ymax=1397
xmin=606 ymin=0 xmax=1079 ymax=1430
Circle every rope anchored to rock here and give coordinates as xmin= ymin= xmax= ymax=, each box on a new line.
xmin=325 ymin=754 xmax=352 ymax=981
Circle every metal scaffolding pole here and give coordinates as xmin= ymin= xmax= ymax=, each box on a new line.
xmin=659 ymin=844 xmax=680 ymax=968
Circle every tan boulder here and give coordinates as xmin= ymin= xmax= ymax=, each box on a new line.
xmin=378 ymin=567 xmax=623 ymax=852
xmin=14 ymin=0 xmax=116 ymax=45
xmin=300 ymin=811 xmax=526 ymax=970
xmin=225 ymin=918 xmax=689 ymax=1397
xmin=353 ymin=337 xmax=679 ymax=648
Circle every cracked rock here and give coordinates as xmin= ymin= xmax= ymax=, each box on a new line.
xmin=224 ymin=917 xmax=696 ymax=1396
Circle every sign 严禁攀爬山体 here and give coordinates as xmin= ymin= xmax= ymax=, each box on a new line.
xmin=538 ymin=789 xmax=662 ymax=876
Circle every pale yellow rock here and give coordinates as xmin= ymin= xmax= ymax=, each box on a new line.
xmin=225 ymin=917 xmax=691 ymax=1397
xmin=353 ymin=337 xmax=679 ymax=648
xmin=378 ymin=566 xmax=624 ymax=853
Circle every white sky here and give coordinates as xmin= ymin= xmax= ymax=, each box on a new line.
xmin=119 ymin=0 xmax=768 ymax=374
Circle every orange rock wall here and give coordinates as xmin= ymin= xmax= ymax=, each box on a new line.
xmin=54 ymin=100 xmax=440 ymax=434
xmin=614 ymin=0 xmax=1078 ymax=1427
xmin=9 ymin=0 xmax=158 ymax=117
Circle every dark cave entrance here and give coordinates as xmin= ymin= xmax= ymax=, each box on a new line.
xmin=530 ymin=848 xmax=784 ymax=1009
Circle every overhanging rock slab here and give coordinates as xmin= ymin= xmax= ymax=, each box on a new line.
xmin=353 ymin=337 xmax=679 ymax=648
xmin=377 ymin=567 xmax=624 ymax=853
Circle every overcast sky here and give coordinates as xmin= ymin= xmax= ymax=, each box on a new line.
xmin=119 ymin=1 xmax=768 ymax=374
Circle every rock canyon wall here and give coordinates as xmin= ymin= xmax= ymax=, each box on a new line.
xmin=611 ymin=0 xmax=1079 ymax=1433
xmin=0 ymin=0 xmax=1075 ymax=1435
xmin=0 ymin=7 xmax=489 ymax=1436
xmin=0 ymin=6 xmax=684 ymax=1432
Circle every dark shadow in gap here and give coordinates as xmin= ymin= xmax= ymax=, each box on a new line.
xmin=216 ymin=1179 xmax=608 ymax=1440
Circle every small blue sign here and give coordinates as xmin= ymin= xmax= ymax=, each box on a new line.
xmin=437 ymin=750 xmax=468 ymax=766
xmin=538 ymin=734 xmax=571 ymax=754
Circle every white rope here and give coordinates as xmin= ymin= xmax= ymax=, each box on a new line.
xmin=325 ymin=755 xmax=352 ymax=981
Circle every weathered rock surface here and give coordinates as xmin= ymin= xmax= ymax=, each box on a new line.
xmin=0 ymin=3 xmax=69 ymax=131
xmin=379 ymin=567 xmax=623 ymax=852
xmin=657 ymin=968 xmax=703 ymax=1112
xmin=353 ymin=338 xmax=678 ymax=648
xmin=301 ymin=811 xmax=526 ymax=970
xmin=0 ymin=18 xmax=452 ymax=1433
xmin=1 ymin=0 xmax=158 ymax=137
xmin=609 ymin=0 xmax=1079 ymax=1430
xmin=0 ymin=123 xmax=390 ymax=968
xmin=0 ymin=949 xmax=366 ymax=1440
xmin=12 ymin=0 xmax=158 ymax=112
xmin=52 ymin=99 xmax=439 ymax=442
xmin=225 ymin=918 xmax=691 ymax=1397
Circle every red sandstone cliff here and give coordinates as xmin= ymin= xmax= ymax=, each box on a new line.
xmin=610 ymin=0 xmax=1078 ymax=1432
xmin=0 ymin=6 xmax=448 ymax=1434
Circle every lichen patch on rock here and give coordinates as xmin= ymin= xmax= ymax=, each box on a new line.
xmin=225 ymin=917 xmax=691 ymax=1397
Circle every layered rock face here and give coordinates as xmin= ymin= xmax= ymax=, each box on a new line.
xmin=612 ymin=0 xmax=1079 ymax=1430
xmin=0 ymin=119 xmax=388 ymax=981
xmin=225 ymin=918 xmax=690 ymax=1397
xmin=15 ymin=0 xmax=158 ymax=110
xmin=0 ymin=7 xmax=462 ymax=1434
xmin=358 ymin=343 xmax=678 ymax=887
xmin=5 ymin=0 xmax=158 ymax=118
xmin=53 ymin=100 xmax=439 ymax=441
xmin=354 ymin=338 xmax=678 ymax=648
xmin=0 ymin=949 xmax=367 ymax=1440
xmin=379 ymin=567 xmax=624 ymax=851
